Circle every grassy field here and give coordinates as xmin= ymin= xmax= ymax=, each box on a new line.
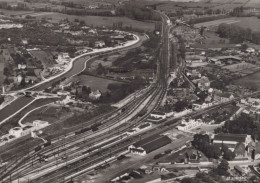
xmin=195 ymin=17 xmax=260 ymax=33
xmin=29 ymin=50 xmax=57 ymax=68
xmin=233 ymin=17 xmax=260 ymax=33
xmin=0 ymin=98 xmax=58 ymax=136
xmin=232 ymin=71 xmax=260 ymax=90
xmin=194 ymin=18 xmax=240 ymax=29
xmin=75 ymin=75 xmax=122 ymax=92
xmin=193 ymin=31 xmax=235 ymax=48
xmin=32 ymin=13 xmax=155 ymax=32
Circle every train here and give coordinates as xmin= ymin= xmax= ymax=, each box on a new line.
xmin=74 ymin=122 xmax=102 ymax=135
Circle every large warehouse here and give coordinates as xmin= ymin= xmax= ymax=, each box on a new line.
xmin=128 ymin=134 xmax=172 ymax=156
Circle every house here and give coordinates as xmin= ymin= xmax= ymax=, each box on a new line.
xmin=209 ymin=58 xmax=221 ymax=65
xmin=186 ymin=70 xmax=201 ymax=79
xmin=246 ymin=48 xmax=255 ymax=53
xmin=14 ymin=75 xmax=23 ymax=85
xmin=241 ymin=98 xmax=260 ymax=108
xmin=128 ymin=134 xmax=171 ymax=155
xmin=18 ymin=64 xmax=26 ymax=70
xmin=150 ymin=111 xmax=166 ymax=119
xmin=213 ymin=133 xmax=252 ymax=156
xmin=33 ymin=120 xmax=49 ymax=130
xmin=186 ymin=149 xmax=200 ymax=161
xmin=89 ymin=90 xmax=101 ymax=100
xmin=22 ymin=39 xmax=28 ymax=45
xmin=21 ymin=125 xmax=34 ymax=136
xmin=177 ymin=118 xmax=202 ymax=131
xmin=57 ymin=90 xmax=70 ymax=96
xmin=197 ymin=76 xmax=210 ymax=91
xmin=57 ymin=52 xmax=70 ymax=63
xmin=214 ymin=92 xmax=234 ymax=103
xmin=88 ymin=29 xmax=97 ymax=34
xmin=9 ymin=127 xmax=23 ymax=138
xmin=95 ymin=41 xmax=105 ymax=48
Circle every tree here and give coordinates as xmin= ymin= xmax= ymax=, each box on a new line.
xmin=96 ymin=63 xmax=106 ymax=75
xmin=216 ymin=159 xmax=229 ymax=176
xmin=223 ymin=148 xmax=235 ymax=161
xmin=175 ymin=100 xmax=189 ymax=112
xmin=20 ymin=77 xmax=26 ymax=87
xmin=241 ymin=43 xmax=248 ymax=51
xmin=200 ymin=26 xmax=205 ymax=36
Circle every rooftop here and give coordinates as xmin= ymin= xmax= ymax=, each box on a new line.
xmin=213 ymin=133 xmax=248 ymax=143
xmin=133 ymin=134 xmax=161 ymax=148
xmin=141 ymin=136 xmax=172 ymax=153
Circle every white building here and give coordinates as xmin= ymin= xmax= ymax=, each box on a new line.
xmin=9 ymin=127 xmax=23 ymax=138
xmin=18 ymin=64 xmax=27 ymax=70
xmin=33 ymin=120 xmax=49 ymax=130
xmin=95 ymin=41 xmax=105 ymax=48
xmin=213 ymin=133 xmax=252 ymax=154
xmin=150 ymin=111 xmax=166 ymax=119
xmin=89 ymin=90 xmax=101 ymax=100
xmin=177 ymin=118 xmax=202 ymax=131
xmin=246 ymin=48 xmax=255 ymax=53
xmin=57 ymin=53 xmax=70 ymax=63
xmin=57 ymin=90 xmax=70 ymax=96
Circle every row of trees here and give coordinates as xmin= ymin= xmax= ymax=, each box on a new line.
xmin=217 ymin=23 xmax=260 ymax=44
xmin=115 ymin=3 xmax=160 ymax=21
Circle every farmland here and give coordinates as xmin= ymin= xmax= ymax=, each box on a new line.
xmin=195 ymin=17 xmax=260 ymax=33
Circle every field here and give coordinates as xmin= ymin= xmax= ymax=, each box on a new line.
xmin=193 ymin=31 xmax=235 ymax=49
xmin=194 ymin=18 xmax=240 ymax=29
xmin=232 ymin=71 xmax=260 ymax=90
xmin=74 ymin=75 xmax=122 ymax=93
xmin=21 ymin=104 xmax=73 ymax=125
xmin=194 ymin=16 xmax=260 ymax=33
xmin=233 ymin=17 xmax=260 ymax=33
xmin=32 ymin=13 xmax=155 ymax=32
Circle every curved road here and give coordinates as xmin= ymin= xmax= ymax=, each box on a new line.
xmin=0 ymin=33 xmax=147 ymax=123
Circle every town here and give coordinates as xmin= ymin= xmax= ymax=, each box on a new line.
xmin=0 ymin=0 xmax=260 ymax=183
